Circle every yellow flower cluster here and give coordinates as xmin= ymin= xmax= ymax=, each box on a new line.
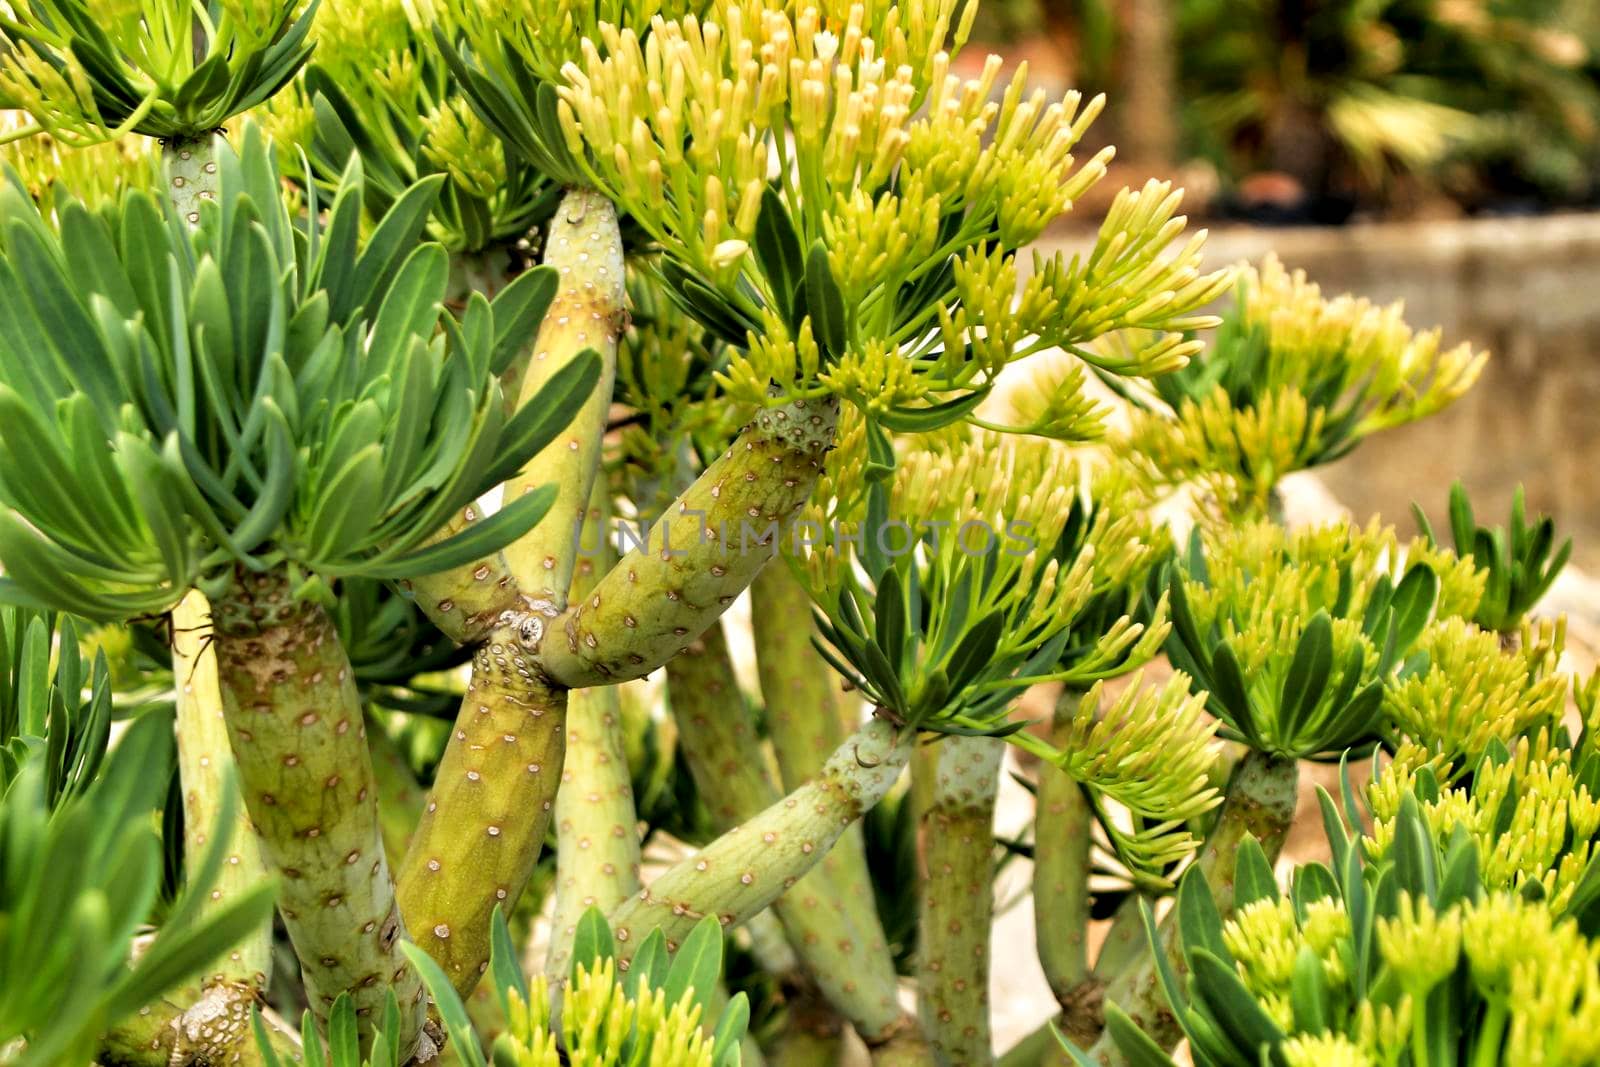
xmin=1383 ymin=615 xmax=1567 ymax=766
xmin=0 ymin=39 xmax=110 ymax=146
xmin=1224 ymin=895 xmax=1351 ymax=1028
xmin=1053 ymin=670 xmax=1221 ymax=860
xmin=1240 ymin=256 xmax=1487 ymax=437
xmin=1374 ymin=894 xmax=1600 ymax=1067
xmin=1122 ymin=254 xmax=1488 ymax=519
xmin=1124 ymin=379 xmax=1323 ymax=518
xmin=0 ymin=120 xmax=156 ymax=210
xmin=1370 ymin=735 xmax=1600 ymax=915
xmin=421 ymin=98 xmax=508 ymax=200
xmin=1281 ymin=1034 xmax=1374 ymax=1067
xmin=1181 ymin=520 xmax=1386 ymax=679
xmin=498 ymin=957 xmax=715 ymax=1067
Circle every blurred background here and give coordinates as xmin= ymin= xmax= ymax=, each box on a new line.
xmin=989 ymin=0 xmax=1600 ymax=569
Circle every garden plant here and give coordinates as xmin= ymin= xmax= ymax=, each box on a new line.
xmin=0 ymin=1 xmax=1591 ymax=1067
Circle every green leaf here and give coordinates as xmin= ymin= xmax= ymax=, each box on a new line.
xmin=353 ymin=176 xmax=449 ymax=321
xmin=804 ymin=241 xmax=846 ymax=358
xmin=876 ymin=389 xmax=992 ymax=433
xmin=364 ymin=244 xmax=449 ymax=384
xmin=477 ymin=349 xmax=603 ymax=489
xmin=1393 ymin=793 xmax=1439 ymax=902
xmin=753 ymin=186 xmax=804 ymax=326
xmin=863 ymin=417 xmax=895 ymax=483
xmin=364 ymin=484 xmax=556 ymax=580
xmin=1289 ymin=946 xmax=1329 ymax=1036
xmin=1232 ymin=836 xmax=1278 ymax=908
xmin=1387 ymin=563 xmax=1439 ymax=654
xmin=570 ymin=906 xmax=616 ymax=976
xmin=1278 ymin=612 xmax=1333 ymax=745
xmin=1189 ymin=951 xmax=1286 ymax=1054
xmin=251 ymin=1009 xmax=286 ymax=1067
xmin=489 ymin=905 xmax=527 ymax=1023
xmin=1176 ymin=864 xmax=1229 ymax=965
xmin=944 ymin=611 xmax=1005 ymax=699
xmin=711 ymin=992 xmax=750 ymax=1067
xmin=488 ymin=266 xmax=559 ymax=376
xmin=661 ymin=915 xmax=723 ymax=1019
xmin=875 ymin=567 xmax=907 ymax=671
xmin=1103 ymin=1002 xmax=1181 ymax=1067
xmin=307 ymin=444 xmax=385 ymax=563
xmin=1137 ymin=899 xmax=1188 ymax=1016
xmin=625 ymin=929 xmax=671 ymax=998
xmin=398 ymin=942 xmax=487 ymax=1067
xmin=326 ymin=995 xmax=360 ymax=1067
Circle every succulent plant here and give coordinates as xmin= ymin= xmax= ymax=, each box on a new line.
xmin=3 ymin=2 xmax=1564 ymax=1067
xmin=1413 ymin=482 xmax=1573 ymax=636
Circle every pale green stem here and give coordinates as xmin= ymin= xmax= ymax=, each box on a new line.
xmin=400 ymin=503 xmax=528 ymax=647
xmin=1032 ymin=691 xmax=1097 ymax=1046
xmin=395 ymin=621 xmax=568 ymax=997
xmin=211 ymin=567 xmax=428 ymax=1053
xmin=162 ymin=134 xmax=219 ymax=225
xmin=366 ymin=717 xmax=426 ymax=870
xmin=667 ymin=621 xmax=911 ymax=1044
xmin=172 ymin=590 xmax=274 ymax=994
xmin=534 ymin=397 xmax=840 ymax=688
xmin=548 ymin=488 xmax=644 ymax=983
xmin=918 ymin=736 xmax=1004 ymax=1066
xmin=751 ymin=565 xmax=890 ymax=975
xmin=502 ymin=187 xmax=624 ymax=605
xmin=607 ymin=717 xmax=912 ymax=962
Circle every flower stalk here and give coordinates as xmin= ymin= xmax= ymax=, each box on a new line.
xmin=1032 ymin=691 xmax=1097 ymax=1043
xmin=752 ymin=564 xmax=891 ymax=978
xmin=161 ymin=134 xmax=220 ymax=225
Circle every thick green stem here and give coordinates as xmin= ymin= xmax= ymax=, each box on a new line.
xmin=99 ymin=990 xmax=301 ymax=1067
xmin=751 ymin=565 xmax=892 ymax=986
xmin=502 ymin=187 xmax=624 ymax=604
xmin=608 ymin=717 xmax=911 ymax=960
xmin=162 ymin=135 xmax=218 ymax=225
xmin=172 ymin=590 xmax=274 ymax=993
xmin=1087 ymin=750 xmax=1298 ymax=1063
xmin=210 ymin=568 xmax=427 ymax=1049
xmin=548 ymin=491 xmax=643 ymax=983
xmin=918 ymin=736 xmax=1004 ymax=1066
xmin=667 ymin=621 xmax=910 ymax=1043
xmin=750 ymin=564 xmax=847 ymax=784
xmin=535 ymin=397 xmax=839 ymax=688
xmin=396 ymin=622 xmax=568 ymax=996
xmin=1033 ymin=691 xmax=1097 ymax=1047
